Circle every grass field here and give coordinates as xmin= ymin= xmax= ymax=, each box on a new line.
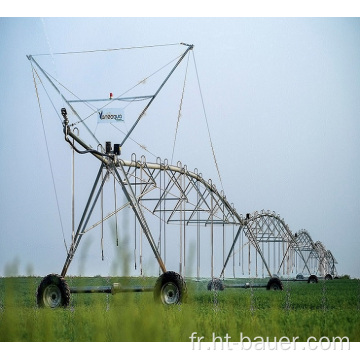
xmin=0 ymin=276 xmax=359 ymax=342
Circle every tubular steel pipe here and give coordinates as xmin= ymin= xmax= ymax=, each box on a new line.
xmin=69 ymin=284 xmax=154 ymax=294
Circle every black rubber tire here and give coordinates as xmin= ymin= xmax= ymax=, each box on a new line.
xmin=36 ymin=274 xmax=71 ymax=308
xmin=207 ymin=278 xmax=225 ymax=291
xmin=266 ymin=277 xmax=284 ymax=290
xmin=153 ymin=271 xmax=187 ymax=305
xmin=296 ymin=273 xmax=304 ymax=280
xmin=325 ymin=274 xmax=333 ymax=280
xmin=307 ymin=274 xmax=318 ymax=284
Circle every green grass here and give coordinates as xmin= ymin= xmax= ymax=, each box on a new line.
xmin=0 ymin=276 xmax=359 ymax=342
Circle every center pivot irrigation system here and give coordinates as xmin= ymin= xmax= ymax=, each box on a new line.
xmin=28 ymin=43 xmax=338 ymax=308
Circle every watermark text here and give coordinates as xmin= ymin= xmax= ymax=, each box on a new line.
xmin=189 ymin=332 xmax=350 ymax=350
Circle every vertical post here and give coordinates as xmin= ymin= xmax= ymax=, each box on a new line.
xmin=114 ymin=173 xmax=119 ymax=247
xmin=183 ymin=173 xmax=186 ymax=278
xmin=282 ymin=239 xmax=285 ymax=275
xmin=273 ymin=238 xmax=276 ymax=275
xmin=261 ymin=240 xmax=264 ymax=278
xmin=163 ymin=165 xmax=166 ymax=267
xmin=71 ymin=136 xmax=75 ymax=248
xmin=222 ymin=203 xmax=225 ymax=279
xmin=248 ymin=239 xmax=251 ymax=276
xmin=196 ymin=178 xmax=200 ymax=280
xmin=179 ymin=170 xmax=183 ymax=276
xmin=101 ymin=168 xmax=104 ymax=260
xmin=268 ymin=240 xmax=271 ymax=275
xmin=134 ymin=156 xmax=137 ymax=270
xmin=241 ymin=230 xmax=244 ymax=275
xmin=139 ymin=165 xmax=143 ymax=275
xmin=211 ymin=193 xmax=214 ymax=279
xmin=232 ymin=224 xmax=235 ymax=278
xmin=255 ymin=242 xmax=258 ymax=278
xmin=158 ymin=159 xmax=162 ymax=275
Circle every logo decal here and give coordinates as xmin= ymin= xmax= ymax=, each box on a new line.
xmin=97 ymin=108 xmax=124 ymax=123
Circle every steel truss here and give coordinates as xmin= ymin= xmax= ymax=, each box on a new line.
xmin=60 ymin=128 xmax=334 ymax=282
xmin=61 ymin=123 xmax=245 ymax=278
xmin=221 ymin=211 xmax=311 ymax=278
xmin=294 ymin=230 xmax=337 ymax=278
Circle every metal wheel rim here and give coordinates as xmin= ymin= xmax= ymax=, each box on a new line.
xmin=271 ymin=284 xmax=280 ymax=290
xmin=160 ymin=282 xmax=180 ymax=305
xmin=43 ymin=284 xmax=62 ymax=308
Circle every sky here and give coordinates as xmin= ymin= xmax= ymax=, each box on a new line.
xmin=1 ymin=10 xmax=360 ymax=279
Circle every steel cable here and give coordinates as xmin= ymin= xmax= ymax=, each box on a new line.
xmin=31 ymin=67 xmax=68 ymax=254
xmin=171 ymin=52 xmax=190 ymax=164
xmin=31 ymin=43 xmax=181 ymax=57
xmin=192 ymin=51 xmax=224 ymax=192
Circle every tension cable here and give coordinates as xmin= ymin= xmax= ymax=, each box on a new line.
xmin=31 ymin=66 xmax=68 ymax=254
xmin=31 ymin=43 xmax=181 ymax=57
xmin=192 ymin=51 xmax=224 ymax=192
xmin=171 ymin=51 xmax=190 ymax=164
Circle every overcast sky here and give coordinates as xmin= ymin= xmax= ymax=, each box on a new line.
xmin=1 ymin=14 xmax=359 ymax=278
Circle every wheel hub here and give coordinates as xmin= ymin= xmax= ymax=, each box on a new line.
xmin=43 ymin=284 xmax=62 ymax=308
xmin=161 ymin=282 xmax=180 ymax=305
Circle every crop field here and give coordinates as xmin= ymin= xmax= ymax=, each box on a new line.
xmin=0 ymin=276 xmax=359 ymax=342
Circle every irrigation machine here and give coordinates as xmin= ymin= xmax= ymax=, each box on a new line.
xmin=27 ymin=43 xmax=338 ymax=308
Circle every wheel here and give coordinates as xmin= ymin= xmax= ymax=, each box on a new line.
xmin=307 ymin=274 xmax=318 ymax=284
xmin=207 ymin=278 xmax=225 ymax=291
xmin=266 ymin=277 xmax=283 ymax=290
xmin=296 ymin=273 xmax=304 ymax=280
xmin=36 ymin=274 xmax=70 ymax=308
xmin=153 ymin=271 xmax=187 ymax=305
xmin=325 ymin=274 xmax=333 ymax=280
